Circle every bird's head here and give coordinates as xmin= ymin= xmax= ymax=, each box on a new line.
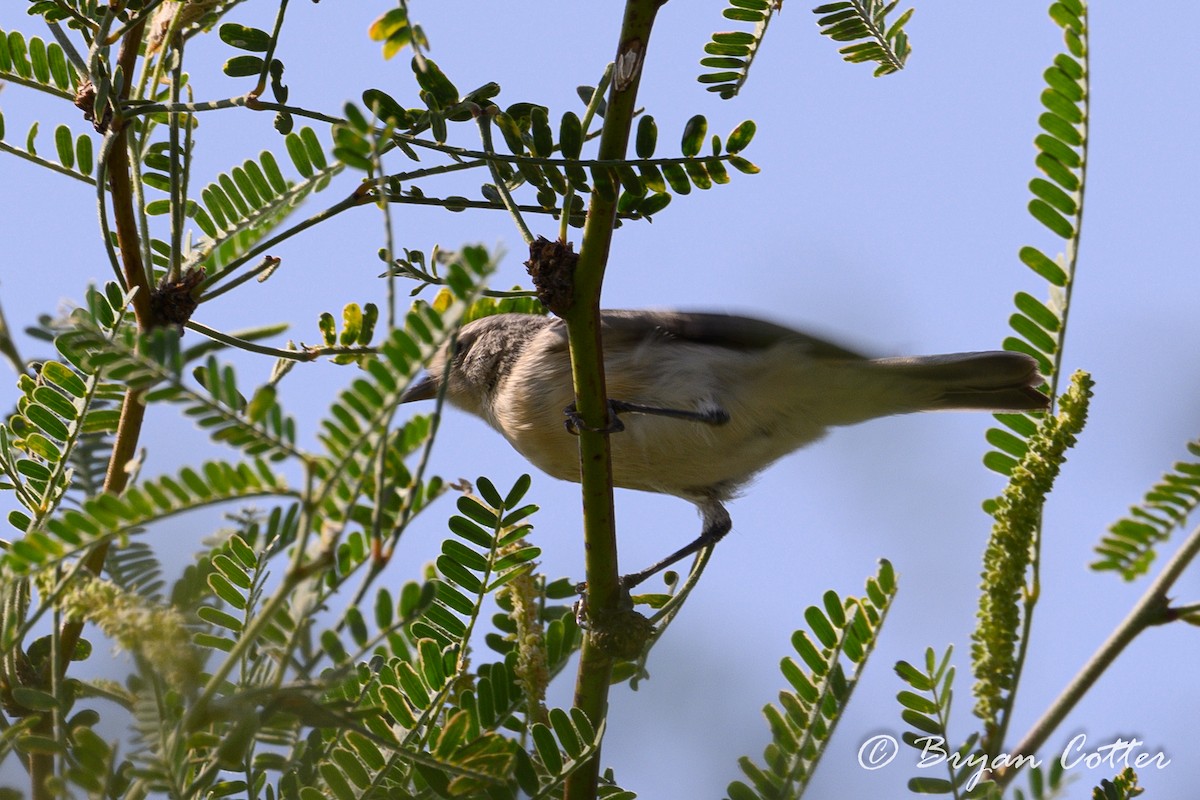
xmin=399 ymin=313 xmax=549 ymax=417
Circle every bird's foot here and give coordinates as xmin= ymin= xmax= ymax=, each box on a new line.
xmin=562 ymin=401 xmax=625 ymax=435
xmin=572 ymin=572 xmax=650 ymax=597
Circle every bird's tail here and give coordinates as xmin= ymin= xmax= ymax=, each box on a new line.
xmin=869 ymin=351 xmax=1049 ymax=412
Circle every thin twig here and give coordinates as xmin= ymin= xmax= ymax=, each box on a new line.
xmin=125 ymin=96 xmax=345 ymax=126
xmin=475 ymin=108 xmax=534 ymax=245
xmin=0 ymin=294 xmax=28 ymax=375
xmin=995 ymin=522 xmax=1200 ymax=788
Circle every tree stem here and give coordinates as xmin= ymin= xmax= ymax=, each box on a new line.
xmin=564 ymin=3 xmax=663 ymax=799
xmin=31 ymin=18 xmax=153 ymax=800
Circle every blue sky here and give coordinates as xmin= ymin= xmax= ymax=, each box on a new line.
xmin=2 ymin=2 xmax=1199 ymax=797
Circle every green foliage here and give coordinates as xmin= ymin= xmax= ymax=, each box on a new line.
xmin=320 ymin=302 xmax=379 ymax=347
xmin=2 ymin=283 xmax=132 ymax=534
xmin=951 ymin=9 xmax=1095 ymax=785
xmin=190 ymin=129 xmax=341 ymax=277
xmin=0 ymin=111 xmax=97 ymax=185
xmin=312 ymin=247 xmax=495 ymax=534
xmin=984 ymin=0 xmax=1088 ymax=476
xmin=727 ymin=560 xmax=896 ymax=800
xmin=2 ymin=457 xmax=291 ymax=575
xmin=972 ymin=373 xmax=1092 ymax=731
xmin=0 ymin=234 xmax=531 ymax=798
xmin=1092 ymin=438 xmax=1200 ymax=580
xmin=318 ymin=302 xmax=380 ymax=364
xmin=812 ymin=1 xmax=914 ymax=77
xmin=7 ymin=0 xmax=1178 ymax=797
xmin=979 ymin=1 xmax=1094 ymax=474
xmin=1026 ymin=3 xmax=1088 ymax=245
xmin=491 ymin=105 xmax=757 ymax=222
xmin=58 ymin=318 xmax=303 ymax=462
xmin=698 ymin=1 xmax=784 ymax=99
xmin=367 ymin=7 xmax=430 ymax=60
xmin=0 ymin=27 xmax=97 ymax=188
xmin=291 ymin=475 xmax=593 ymax=798
xmin=1090 ymin=768 xmax=1142 ymax=800
xmin=216 ymin=13 xmax=291 ymax=121
xmin=382 ymin=246 xmax=544 ymax=314
xmin=0 ymin=26 xmax=79 ymax=97
xmin=462 ymin=293 xmax=548 ymax=323
xmin=350 ymin=59 xmax=758 ymax=226
xmin=1011 ymin=760 xmax=1067 ymax=800
xmin=436 ymin=489 xmax=540 ymax=610
xmin=106 ymin=539 xmax=166 ymax=599
xmin=894 ymin=646 xmax=985 ymax=795
xmin=220 ymin=22 xmax=272 ymax=53
xmin=5 ymin=0 xmax=749 ymax=796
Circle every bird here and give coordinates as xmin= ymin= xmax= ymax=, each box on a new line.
xmin=399 ymin=310 xmax=1049 ymax=588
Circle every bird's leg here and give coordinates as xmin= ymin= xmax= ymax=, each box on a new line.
xmin=563 ymin=399 xmax=730 ymax=435
xmin=611 ymin=400 xmax=731 ymax=425
xmin=620 ymin=500 xmax=732 ymax=589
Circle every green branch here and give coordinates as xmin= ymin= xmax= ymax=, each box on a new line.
xmin=124 ymin=96 xmax=345 ymax=127
xmin=995 ymin=520 xmax=1200 ymax=789
xmin=475 ymin=109 xmax=534 ymax=245
xmin=198 ymin=191 xmax=364 ymax=301
xmin=394 ymin=132 xmax=744 ymax=170
xmin=0 ymin=141 xmax=97 ymax=186
xmin=564 ymin=3 xmax=664 ymax=800
xmin=982 ymin=1 xmax=1091 ymax=758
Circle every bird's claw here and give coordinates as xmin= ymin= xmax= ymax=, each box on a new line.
xmin=573 ymin=573 xmax=642 ymax=599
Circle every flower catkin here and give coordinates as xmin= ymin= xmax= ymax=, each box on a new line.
xmin=972 ymin=370 xmax=1093 ymax=729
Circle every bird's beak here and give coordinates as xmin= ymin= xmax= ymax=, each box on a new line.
xmin=399 ymin=374 xmax=438 ymax=403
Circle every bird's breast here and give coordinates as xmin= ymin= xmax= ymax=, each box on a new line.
xmin=484 ymin=337 xmax=834 ymax=502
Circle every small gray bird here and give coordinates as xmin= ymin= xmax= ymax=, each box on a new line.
xmin=400 ymin=311 xmax=1048 ymax=587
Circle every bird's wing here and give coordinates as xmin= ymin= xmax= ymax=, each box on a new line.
xmin=599 ymin=310 xmax=869 ymax=361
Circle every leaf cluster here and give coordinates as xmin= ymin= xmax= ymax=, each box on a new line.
xmin=982 ymin=1 xmax=1088 ymax=477
xmin=0 ymin=239 xmax=611 ymax=797
xmin=813 ymin=1 xmax=913 ymax=77
xmin=175 ymin=128 xmax=338 ymax=277
xmin=1092 ymin=438 xmax=1200 ymax=580
xmin=728 ymin=561 xmax=896 ymax=800
xmin=894 ymin=646 xmax=983 ymax=795
xmin=0 ymin=25 xmax=80 ymax=99
xmin=2 ymin=283 xmax=132 ymax=535
xmin=698 ymin=1 xmax=783 ymax=99
xmin=317 ymin=301 xmax=380 ymax=365
xmin=5 ymin=456 xmax=289 ymax=575
xmin=281 ymin=476 xmax=602 ymax=799
xmin=332 ymin=56 xmax=760 ymax=230
xmin=893 ymin=649 xmax=1071 ymax=798
xmin=367 ymin=6 xmax=429 ymax=61
xmin=486 ymin=105 xmax=759 ymax=223
xmin=1091 ymin=768 xmax=1142 ymax=800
